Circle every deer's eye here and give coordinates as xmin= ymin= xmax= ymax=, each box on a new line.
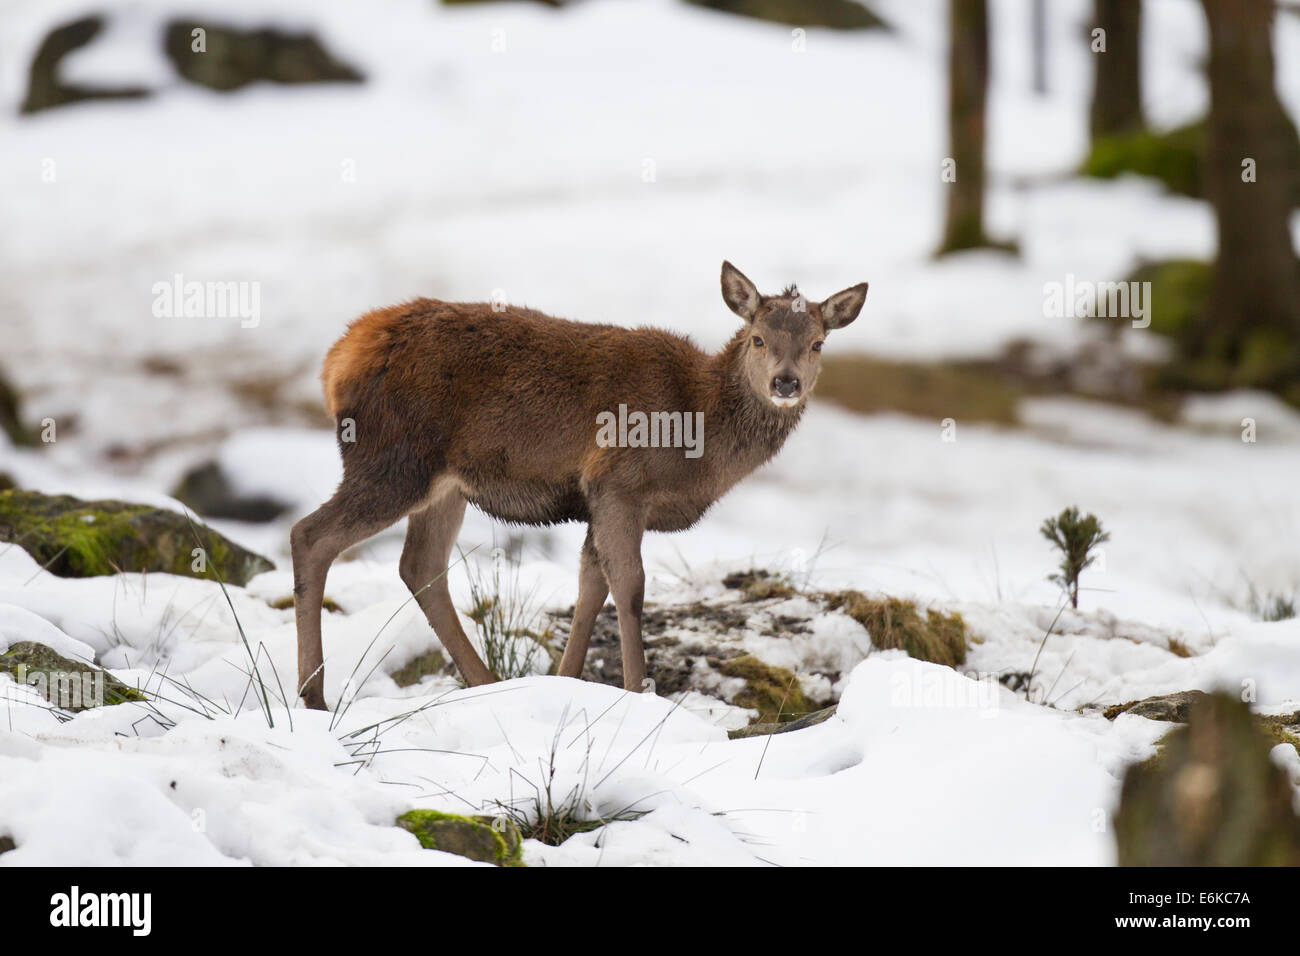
xmin=811 ymin=341 xmax=824 ymax=352
xmin=752 ymin=336 xmax=765 ymax=348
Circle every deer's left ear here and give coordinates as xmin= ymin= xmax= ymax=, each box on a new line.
xmin=819 ymin=282 xmax=868 ymax=330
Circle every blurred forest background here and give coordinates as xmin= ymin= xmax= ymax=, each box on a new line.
xmin=3 ymin=0 xmax=1299 ymax=472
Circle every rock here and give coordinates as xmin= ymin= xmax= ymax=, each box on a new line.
xmin=0 ymin=641 xmax=145 ymax=711
xmin=20 ymin=15 xmax=151 ymax=114
xmin=0 ymin=490 xmax=273 ymax=586
xmin=163 ymin=21 xmax=364 ymax=92
xmin=1104 ymin=689 xmax=1211 ymax=722
xmin=1114 ymin=692 xmax=1300 ymax=865
xmin=397 ymin=810 xmax=523 ymax=866
xmin=171 ymin=461 xmax=289 ymax=524
xmin=728 ymin=704 xmax=837 ymax=739
xmin=0 ymin=835 xmax=15 ymax=855
xmin=683 ymin=0 xmax=887 ymax=31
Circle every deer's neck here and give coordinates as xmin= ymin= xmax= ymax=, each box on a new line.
xmin=705 ymin=331 xmax=804 ymax=475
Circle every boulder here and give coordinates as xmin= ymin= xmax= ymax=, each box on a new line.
xmin=397 ymin=810 xmax=523 ymax=866
xmin=0 ymin=490 xmax=273 ymax=585
xmin=1104 ymin=689 xmax=1211 ymax=722
xmin=0 ymin=640 xmax=145 ymax=711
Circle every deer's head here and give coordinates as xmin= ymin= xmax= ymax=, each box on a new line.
xmin=720 ymin=261 xmax=868 ymax=409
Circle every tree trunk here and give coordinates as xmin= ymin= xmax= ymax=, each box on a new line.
xmin=1031 ymin=0 xmax=1047 ymax=95
xmin=1089 ymin=0 xmax=1143 ymax=140
xmin=937 ymin=0 xmax=992 ymax=255
xmin=1197 ymin=0 xmax=1300 ymax=386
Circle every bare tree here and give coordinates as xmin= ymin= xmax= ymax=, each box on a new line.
xmin=937 ymin=0 xmax=997 ymax=255
xmin=1195 ymin=0 xmax=1300 ymax=385
xmin=1089 ymin=0 xmax=1144 ymax=140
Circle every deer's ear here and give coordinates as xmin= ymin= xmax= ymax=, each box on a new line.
xmin=720 ymin=261 xmax=760 ymax=321
xmin=820 ymin=282 xmax=868 ymax=330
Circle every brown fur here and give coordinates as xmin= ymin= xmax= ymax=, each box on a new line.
xmin=290 ymin=263 xmax=867 ymax=709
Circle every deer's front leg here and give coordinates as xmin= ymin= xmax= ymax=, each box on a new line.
xmin=589 ymin=503 xmax=648 ymax=692
xmin=558 ymin=527 xmax=609 ymax=679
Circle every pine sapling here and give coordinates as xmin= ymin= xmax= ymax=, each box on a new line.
xmin=1040 ymin=506 xmax=1109 ymax=609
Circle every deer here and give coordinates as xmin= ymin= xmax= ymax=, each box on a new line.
xmin=291 ymin=262 xmax=867 ymax=710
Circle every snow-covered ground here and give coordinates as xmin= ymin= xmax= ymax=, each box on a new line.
xmin=2 ymin=0 xmax=1299 ymax=865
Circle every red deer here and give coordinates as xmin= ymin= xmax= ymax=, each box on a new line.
xmin=292 ymin=262 xmax=867 ymax=709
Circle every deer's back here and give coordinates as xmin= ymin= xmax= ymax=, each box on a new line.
xmin=322 ymin=298 xmax=719 ymax=526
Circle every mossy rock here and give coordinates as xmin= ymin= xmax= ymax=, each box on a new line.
xmin=824 ymin=591 xmax=968 ymax=668
xmin=397 ymin=810 xmax=524 ymax=866
xmin=715 ymin=654 xmax=813 ymax=724
xmin=1114 ymin=692 xmax=1300 ymax=865
xmin=0 ymin=490 xmax=273 ymax=585
xmin=683 ymin=0 xmax=887 ymax=30
xmin=722 ymin=568 xmax=796 ymax=602
xmin=728 ymin=703 xmax=837 ymax=739
xmin=0 ymin=641 xmax=145 ymax=711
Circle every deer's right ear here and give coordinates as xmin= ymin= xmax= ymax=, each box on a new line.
xmin=720 ymin=261 xmax=760 ymax=321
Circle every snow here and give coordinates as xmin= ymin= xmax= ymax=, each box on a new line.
xmin=1 ymin=0 xmax=1298 ymax=865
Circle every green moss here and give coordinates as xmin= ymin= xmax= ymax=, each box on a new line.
xmin=390 ymin=649 xmax=447 ymax=688
xmin=397 ymin=809 xmax=523 ymax=866
xmin=1083 ymin=121 xmax=1204 ymax=198
xmin=717 ymin=654 xmax=812 ymax=724
xmin=824 ymin=591 xmax=968 ymax=668
xmin=0 ymin=490 xmax=273 ymax=585
xmin=1258 ymin=711 xmax=1300 ymax=761
xmin=267 ymin=595 xmax=342 ymax=613
xmin=1123 ymin=258 xmax=1212 ymax=340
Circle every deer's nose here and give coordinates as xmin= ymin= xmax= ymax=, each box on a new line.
xmin=772 ymin=376 xmax=800 ymax=398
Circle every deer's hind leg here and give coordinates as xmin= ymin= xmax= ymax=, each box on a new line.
xmin=292 ymin=482 xmax=415 ymax=711
xmin=400 ymin=482 xmax=496 ymax=687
